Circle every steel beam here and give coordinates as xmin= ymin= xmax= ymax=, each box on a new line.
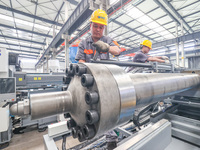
xmin=0 ymin=23 xmax=52 ymax=38
xmin=35 ymin=0 xmax=101 ymax=67
xmin=6 ymin=48 xmax=39 ymax=54
xmin=183 ymin=10 xmax=200 ymax=18
xmin=0 ymin=5 xmax=63 ymax=26
xmin=0 ymin=35 xmax=45 ymax=45
xmin=67 ymin=0 xmax=79 ymax=5
xmin=162 ymin=0 xmax=193 ymax=33
xmin=13 ymin=53 xmax=38 ymax=57
xmin=120 ymin=31 xmax=200 ymax=55
xmin=56 ymin=23 xmax=90 ymax=55
xmin=18 ymin=55 xmax=37 ymax=59
xmin=177 ymin=1 xmax=199 ymax=11
xmin=153 ymin=0 xmax=189 ymax=34
xmin=0 ymin=41 xmax=42 ymax=50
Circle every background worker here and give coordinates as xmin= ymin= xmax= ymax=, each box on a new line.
xmin=128 ymin=40 xmax=169 ymax=73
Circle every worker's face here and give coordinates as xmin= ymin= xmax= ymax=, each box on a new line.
xmin=91 ymin=22 xmax=105 ymax=39
xmin=142 ymin=46 xmax=150 ymax=53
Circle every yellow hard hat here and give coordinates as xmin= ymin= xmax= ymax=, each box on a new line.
xmin=140 ymin=40 xmax=152 ymax=49
xmin=90 ymin=9 xmax=108 ymax=25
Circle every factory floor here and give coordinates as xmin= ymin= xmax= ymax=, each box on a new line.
xmin=4 ymin=125 xmax=80 ymax=150
xmin=4 ymin=125 xmax=200 ymax=150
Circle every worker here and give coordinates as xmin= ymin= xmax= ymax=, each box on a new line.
xmin=75 ymin=9 xmax=120 ymax=149
xmin=128 ymin=40 xmax=169 ymax=72
xmin=75 ymin=9 xmax=120 ymax=63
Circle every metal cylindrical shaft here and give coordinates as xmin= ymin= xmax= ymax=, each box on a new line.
xmin=10 ymin=63 xmax=200 ymax=142
xmin=30 ymin=91 xmax=72 ymax=120
xmin=129 ymin=73 xmax=200 ymax=108
xmin=91 ymin=60 xmax=153 ymax=68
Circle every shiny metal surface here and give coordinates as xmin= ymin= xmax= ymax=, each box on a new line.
xmin=30 ymin=91 xmax=72 ymax=120
xmin=85 ymin=63 xmax=121 ymax=137
xmin=105 ymin=65 xmax=136 ymax=125
xmin=129 ymin=73 xmax=200 ymax=108
xmin=115 ymin=119 xmax=171 ymax=150
xmin=10 ymin=63 xmax=200 ymax=141
xmin=10 ymin=99 xmax=30 ymax=116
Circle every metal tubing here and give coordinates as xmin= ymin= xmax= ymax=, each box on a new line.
xmin=181 ymin=19 xmax=185 ymax=67
xmin=91 ymin=60 xmax=153 ymax=68
xmin=30 ymin=91 xmax=72 ymax=120
xmin=129 ymin=73 xmax=200 ymax=108
xmin=175 ymin=22 xmax=179 ymax=66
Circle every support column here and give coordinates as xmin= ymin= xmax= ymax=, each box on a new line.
xmin=65 ymin=35 xmax=70 ymax=68
xmin=100 ymin=0 xmax=109 ymax=36
xmin=65 ymin=1 xmax=69 ymax=68
xmin=180 ymin=19 xmax=185 ymax=67
xmin=42 ymin=46 xmax=45 ymax=73
xmin=46 ymin=56 xmax=49 ymax=73
xmin=175 ymin=22 xmax=179 ymax=66
xmin=52 ymin=25 xmax=57 ymax=59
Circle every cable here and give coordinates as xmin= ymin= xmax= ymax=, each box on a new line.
xmin=132 ymin=102 xmax=158 ymax=130
xmin=2 ymin=102 xmax=9 ymax=108
xmin=62 ymin=134 xmax=67 ymax=150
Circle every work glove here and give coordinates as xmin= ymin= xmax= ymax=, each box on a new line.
xmin=92 ymin=41 xmax=110 ymax=53
xmin=165 ymin=60 xmax=170 ymax=64
xmin=161 ymin=56 xmax=169 ymax=60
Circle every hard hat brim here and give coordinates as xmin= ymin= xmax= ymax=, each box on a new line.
xmin=140 ymin=44 xmax=152 ymax=50
xmin=91 ymin=20 xmax=107 ymax=26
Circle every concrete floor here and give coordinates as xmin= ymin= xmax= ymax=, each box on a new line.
xmin=4 ymin=126 xmax=80 ymax=150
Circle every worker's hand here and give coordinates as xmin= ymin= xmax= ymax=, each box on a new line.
xmin=165 ymin=60 xmax=170 ymax=64
xmin=92 ymin=41 xmax=110 ymax=53
xmin=161 ymin=56 xmax=169 ymax=60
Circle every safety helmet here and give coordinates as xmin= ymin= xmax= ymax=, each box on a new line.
xmin=140 ymin=40 xmax=152 ymax=50
xmin=90 ymin=9 xmax=108 ymax=25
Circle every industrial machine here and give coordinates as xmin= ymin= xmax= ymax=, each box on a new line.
xmin=0 ymin=77 xmax=16 ymax=148
xmin=10 ymin=63 xmax=200 ymax=149
xmin=13 ymin=72 xmax=65 ymax=130
xmin=0 ymin=49 xmax=66 ymax=148
xmin=0 ymin=49 xmax=16 ymax=149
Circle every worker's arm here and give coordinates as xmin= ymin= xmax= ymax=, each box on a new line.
xmin=79 ymin=60 xmax=86 ymax=63
xmin=147 ymin=57 xmax=165 ymax=63
xmin=154 ymin=56 xmax=162 ymax=59
xmin=108 ymin=46 xmax=120 ymax=55
xmin=154 ymin=56 xmax=169 ymax=60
